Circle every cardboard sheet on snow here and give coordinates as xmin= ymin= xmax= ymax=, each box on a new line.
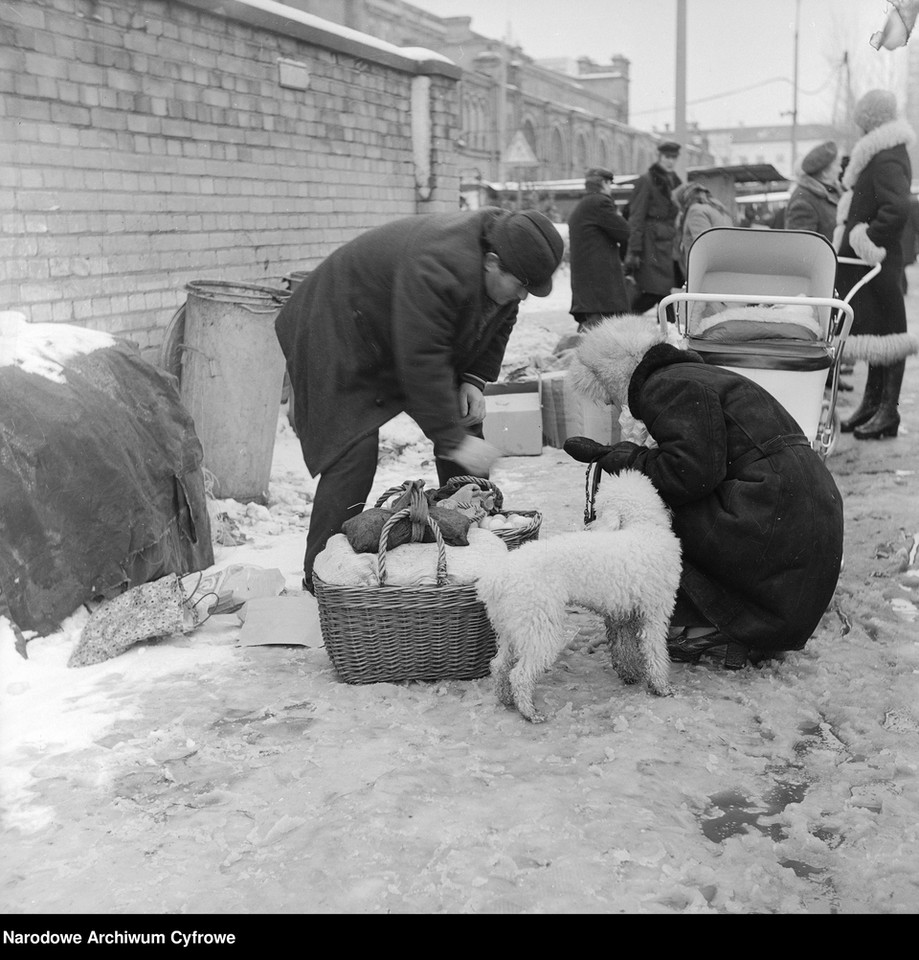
xmin=0 ymin=328 xmax=214 ymax=636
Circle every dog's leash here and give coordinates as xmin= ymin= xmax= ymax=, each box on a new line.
xmin=584 ymin=461 xmax=603 ymax=526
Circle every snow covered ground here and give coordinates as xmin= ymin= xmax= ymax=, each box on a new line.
xmin=2 ymin=265 xmax=919 ymax=916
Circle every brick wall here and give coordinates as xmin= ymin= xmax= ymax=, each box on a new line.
xmin=0 ymin=0 xmax=461 ymax=360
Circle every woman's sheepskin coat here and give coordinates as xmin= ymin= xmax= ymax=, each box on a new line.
xmin=834 ymin=118 xmax=918 ymax=365
xmin=568 ymin=316 xmax=845 ymax=654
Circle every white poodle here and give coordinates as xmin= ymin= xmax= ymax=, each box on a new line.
xmin=477 ymin=470 xmax=681 ymax=722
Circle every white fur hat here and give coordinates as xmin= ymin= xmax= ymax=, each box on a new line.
xmin=567 ymin=314 xmax=667 ymax=407
xmin=853 ymin=89 xmax=898 ymax=133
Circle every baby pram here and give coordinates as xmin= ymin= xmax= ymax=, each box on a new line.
xmin=657 ymin=227 xmax=880 ymax=459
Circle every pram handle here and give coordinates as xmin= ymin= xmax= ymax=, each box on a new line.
xmin=835 ymin=258 xmax=882 ymax=304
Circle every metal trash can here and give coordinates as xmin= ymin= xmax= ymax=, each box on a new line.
xmin=180 ymin=280 xmax=290 ymax=503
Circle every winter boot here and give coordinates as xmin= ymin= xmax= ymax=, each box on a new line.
xmin=840 ymin=364 xmax=884 ymax=433
xmin=854 ymin=360 xmax=905 ymax=440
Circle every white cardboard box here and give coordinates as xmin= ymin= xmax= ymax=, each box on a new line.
xmin=483 ymin=380 xmax=543 ymax=456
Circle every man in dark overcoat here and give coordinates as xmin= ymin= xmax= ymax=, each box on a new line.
xmin=624 ymin=141 xmax=682 ymax=315
xmin=275 ymin=207 xmax=564 ymax=590
xmin=568 ymin=167 xmax=631 ymax=331
xmin=563 ymin=315 xmax=845 ymax=669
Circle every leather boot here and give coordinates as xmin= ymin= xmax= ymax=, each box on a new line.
xmin=854 ymin=360 xmax=905 ymax=440
xmin=840 ymin=364 xmax=884 ymax=433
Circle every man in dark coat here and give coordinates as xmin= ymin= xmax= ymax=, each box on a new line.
xmin=624 ymin=141 xmax=682 ymax=315
xmin=568 ymin=167 xmax=632 ymax=330
xmin=834 ymin=89 xmax=916 ymax=441
xmin=275 ymin=207 xmax=564 ymax=591
xmin=563 ymin=315 xmax=845 ymax=669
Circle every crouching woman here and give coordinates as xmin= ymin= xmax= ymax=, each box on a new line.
xmin=563 ymin=314 xmax=844 ymax=670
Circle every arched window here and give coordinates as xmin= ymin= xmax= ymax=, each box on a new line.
xmin=575 ymin=133 xmax=589 ymax=176
xmin=598 ymin=139 xmax=610 ymax=171
xmin=549 ymin=127 xmax=566 ymax=179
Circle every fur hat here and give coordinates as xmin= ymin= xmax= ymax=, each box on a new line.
xmin=853 ymin=89 xmax=898 ymax=133
xmin=801 ymin=141 xmax=837 ymax=175
xmin=567 ymin=314 xmax=667 ymax=408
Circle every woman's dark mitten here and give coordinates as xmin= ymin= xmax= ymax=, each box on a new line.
xmin=563 ymin=436 xmax=614 ymax=464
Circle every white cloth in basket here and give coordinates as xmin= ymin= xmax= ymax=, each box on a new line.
xmin=314 ymin=526 xmax=508 ymax=587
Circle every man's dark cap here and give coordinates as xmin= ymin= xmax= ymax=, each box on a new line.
xmin=585 ymin=167 xmax=615 ymax=184
xmin=489 ymin=210 xmax=564 ymax=297
xmin=658 ymin=140 xmax=681 ymax=156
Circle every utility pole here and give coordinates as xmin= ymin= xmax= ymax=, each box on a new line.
xmin=791 ymin=0 xmax=800 ymax=173
xmin=675 ymin=0 xmax=687 ymax=179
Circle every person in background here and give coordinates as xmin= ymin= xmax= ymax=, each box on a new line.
xmin=786 ymin=140 xmax=853 ymax=390
xmin=568 ymin=167 xmax=632 ymax=332
xmin=767 ymin=205 xmax=786 ymax=229
xmin=835 ymin=89 xmax=916 ymax=441
xmin=785 ymin=140 xmax=842 ymax=242
xmin=276 ymin=207 xmax=564 ymax=592
xmin=624 ymin=141 xmax=682 ymax=314
xmin=672 ymin=181 xmax=733 ymax=278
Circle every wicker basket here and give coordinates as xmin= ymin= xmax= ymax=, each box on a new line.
xmin=434 ymin=475 xmax=541 ymax=549
xmin=314 ymin=482 xmax=498 ymax=684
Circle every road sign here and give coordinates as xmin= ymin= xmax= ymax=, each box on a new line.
xmin=502 ymin=130 xmax=539 ymax=166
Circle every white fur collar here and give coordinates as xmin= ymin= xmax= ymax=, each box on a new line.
xmin=842 ymin=119 xmax=916 ymax=189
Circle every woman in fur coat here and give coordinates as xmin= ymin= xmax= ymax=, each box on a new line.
xmin=563 ymin=315 xmax=845 ymax=670
xmin=834 ymin=89 xmax=918 ymax=440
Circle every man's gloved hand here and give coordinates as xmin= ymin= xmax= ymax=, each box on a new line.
xmin=563 ymin=436 xmax=614 ymax=463
xmin=450 ymin=435 xmax=502 ymax=475
xmin=623 ymin=253 xmax=641 ymax=275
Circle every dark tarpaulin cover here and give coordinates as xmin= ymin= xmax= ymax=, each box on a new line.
xmin=0 ymin=339 xmax=214 ymax=636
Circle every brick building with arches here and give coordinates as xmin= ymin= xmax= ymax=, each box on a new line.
xmin=311 ymin=0 xmax=713 ymax=183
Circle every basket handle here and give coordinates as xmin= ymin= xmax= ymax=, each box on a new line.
xmin=437 ymin=475 xmax=504 ymax=512
xmin=376 ymin=507 xmax=448 ymax=587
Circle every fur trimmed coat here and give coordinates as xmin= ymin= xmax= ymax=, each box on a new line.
xmin=784 ymin=173 xmax=841 ymax=242
xmin=568 ymin=190 xmax=631 ymax=316
xmin=593 ymin=341 xmax=844 ymax=654
xmin=627 ymin=164 xmax=681 ymax=295
xmin=275 ymin=209 xmax=518 ymax=476
xmin=834 ymin=118 xmax=917 ymax=364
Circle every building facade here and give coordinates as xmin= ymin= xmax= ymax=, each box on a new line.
xmin=319 ymin=0 xmax=712 ymax=183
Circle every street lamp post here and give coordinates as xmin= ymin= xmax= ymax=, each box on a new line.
xmin=791 ymin=0 xmax=801 ymax=173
